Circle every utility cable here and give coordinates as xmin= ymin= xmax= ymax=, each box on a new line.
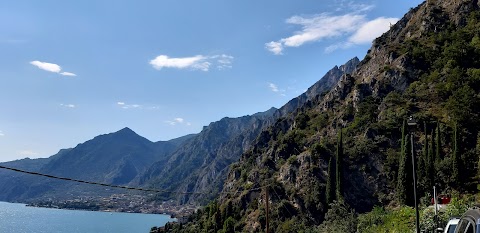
xmin=0 ymin=165 xmax=269 ymax=195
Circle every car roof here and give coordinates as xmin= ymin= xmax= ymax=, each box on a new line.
xmin=448 ymin=219 xmax=460 ymax=224
xmin=461 ymin=209 xmax=480 ymax=221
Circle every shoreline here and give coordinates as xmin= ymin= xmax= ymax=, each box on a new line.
xmin=24 ymin=202 xmax=176 ymax=217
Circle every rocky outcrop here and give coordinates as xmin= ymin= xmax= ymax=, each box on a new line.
xmin=140 ymin=58 xmax=359 ymax=205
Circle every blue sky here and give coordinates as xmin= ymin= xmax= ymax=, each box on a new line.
xmin=0 ymin=0 xmax=424 ymax=162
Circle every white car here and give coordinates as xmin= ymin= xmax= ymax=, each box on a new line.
xmin=454 ymin=209 xmax=480 ymax=233
xmin=443 ymin=218 xmax=459 ymax=233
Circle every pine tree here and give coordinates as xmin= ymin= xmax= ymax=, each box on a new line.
xmin=326 ymin=157 xmax=335 ymax=205
xmin=336 ymin=128 xmax=343 ymax=201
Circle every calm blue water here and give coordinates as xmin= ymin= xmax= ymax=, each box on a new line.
xmin=0 ymin=202 xmax=175 ymax=233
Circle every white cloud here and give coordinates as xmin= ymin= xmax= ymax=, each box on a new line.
xmin=18 ymin=150 xmax=38 ymax=156
xmin=334 ymin=1 xmax=374 ymax=13
xmin=266 ymin=13 xmax=366 ymax=55
xmin=60 ymin=72 xmax=77 ymax=77
xmin=30 ymin=61 xmax=61 ymax=73
xmin=266 ymin=2 xmax=396 ymax=54
xmin=30 ymin=60 xmax=76 ymax=76
xmin=213 ymin=54 xmax=234 ymax=70
xmin=348 ymin=17 xmax=399 ymax=44
xmin=165 ymin=117 xmax=190 ymax=126
xmin=149 ymin=54 xmax=234 ymax=71
xmin=325 ymin=42 xmax=354 ymax=53
xmin=116 ymin=101 xmax=159 ymax=110
xmin=265 ymin=41 xmax=284 ymax=55
xmin=269 ymin=83 xmax=280 ymax=92
xmin=60 ymin=104 xmax=75 ymax=108
xmin=326 ymin=17 xmax=398 ymax=53
xmin=268 ymin=83 xmax=288 ymax=97
xmin=0 ymin=131 xmax=4 ymax=137
xmin=117 ymin=101 xmax=141 ymax=109
xmin=150 ymin=55 xmax=210 ymax=71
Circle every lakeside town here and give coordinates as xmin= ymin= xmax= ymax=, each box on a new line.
xmin=25 ymin=193 xmax=197 ymax=219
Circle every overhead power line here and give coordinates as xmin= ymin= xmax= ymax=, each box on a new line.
xmin=0 ymin=165 xmax=268 ymax=195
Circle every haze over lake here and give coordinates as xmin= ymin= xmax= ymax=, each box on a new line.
xmin=0 ymin=202 xmax=173 ymax=233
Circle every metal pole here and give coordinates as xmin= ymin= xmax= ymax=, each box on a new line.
xmin=434 ymin=186 xmax=437 ymax=215
xmin=411 ymin=133 xmax=420 ymax=233
xmin=434 ymin=186 xmax=438 ymax=230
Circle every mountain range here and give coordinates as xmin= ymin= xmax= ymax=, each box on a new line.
xmin=0 ymin=57 xmax=359 ymax=204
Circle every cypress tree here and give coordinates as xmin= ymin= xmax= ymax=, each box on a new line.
xmin=397 ymin=120 xmax=407 ymax=204
xmin=397 ymin=133 xmax=409 ymax=205
xmin=435 ymin=121 xmax=441 ymax=164
xmin=326 ymin=157 xmax=335 ymax=205
xmin=419 ymin=122 xmax=428 ymax=189
xmin=477 ymin=133 xmax=480 ymax=180
xmin=452 ymin=122 xmax=460 ymax=187
xmin=336 ymin=128 xmax=343 ymax=200
xmin=401 ymin=120 xmax=406 ymax=162
xmin=428 ymin=130 xmax=435 ymax=189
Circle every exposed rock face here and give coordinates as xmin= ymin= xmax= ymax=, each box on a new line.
xmin=139 ymin=58 xmax=359 ymax=205
xmin=209 ymin=0 xmax=480 ymax=231
xmin=276 ymin=57 xmax=359 ymax=117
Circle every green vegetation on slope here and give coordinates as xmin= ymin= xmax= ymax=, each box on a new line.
xmin=152 ymin=2 xmax=480 ymax=232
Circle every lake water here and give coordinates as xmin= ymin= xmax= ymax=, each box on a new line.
xmin=0 ymin=202 xmax=174 ymax=233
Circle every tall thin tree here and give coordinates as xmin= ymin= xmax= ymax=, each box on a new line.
xmin=428 ymin=130 xmax=435 ymax=189
xmin=452 ymin=122 xmax=460 ymax=187
xmin=336 ymin=128 xmax=343 ymax=201
xmin=326 ymin=157 xmax=335 ymax=205
xmin=419 ymin=122 xmax=428 ymax=189
xmin=397 ymin=120 xmax=414 ymax=205
xmin=397 ymin=133 xmax=409 ymax=205
xmin=435 ymin=121 xmax=441 ymax=164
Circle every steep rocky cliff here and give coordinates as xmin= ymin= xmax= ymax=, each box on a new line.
xmin=140 ymin=58 xmax=359 ymax=205
xmin=169 ymin=0 xmax=480 ymax=232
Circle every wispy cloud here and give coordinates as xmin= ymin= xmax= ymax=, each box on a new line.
xmin=265 ymin=41 xmax=284 ymax=55
xmin=268 ymin=83 xmax=287 ymax=97
xmin=165 ymin=118 xmax=191 ymax=126
xmin=18 ymin=150 xmax=38 ymax=156
xmin=265 ymin=2 xmax=397 ymax=54
xmin=60 ymin=104 xmax=76 ymax=108
xmin=30 ymin=60 xmax=77 ymax=76
xmin=325 ymin=17 xmax=398 ymax=53
xmin=334 ymin=0 xmax=374 ymax=12
xmin=149 ymin=54 xmax=234 ymax=71
xmin=60 ymin=72 xmax=77 ymax=77
xmin=265 ymin=13 xmax=365 ymax=55
xmin=269 ymin=83 xmax=280 ymax=92
xmin=0 ymin=131 xmax=4 ymax=137
xmin=212 ymin=54 xmax=234 ymax=70
xmin=117 ymin=102 xmax=141 ymax=109
xmin=116 ymin=101 xmax=159 ymax=110
xmin=349 ymin=17 xmax=398 ymax=44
